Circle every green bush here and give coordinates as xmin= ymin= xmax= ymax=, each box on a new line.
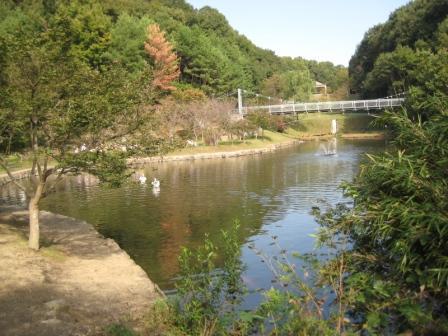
xmin=172 ymin=221 xmax=247 ymax=335
xmin=315 ymin=99 xmax=448 ymax=334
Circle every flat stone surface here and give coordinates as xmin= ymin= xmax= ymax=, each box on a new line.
xmin=0 ymin=208 xmax=159 ymax=336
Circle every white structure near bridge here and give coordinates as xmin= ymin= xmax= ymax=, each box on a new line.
xmin=235 ymin=88 xmax=405 ymax=116
xmin=238 ymin=97 xmax=405 ymax=115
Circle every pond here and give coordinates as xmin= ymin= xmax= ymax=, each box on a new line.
xmin=1 ymin=139 xmax=385 ymax=297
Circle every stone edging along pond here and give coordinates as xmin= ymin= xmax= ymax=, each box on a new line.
xmin=0 ymin=207 xmax=161 ymax=335
xmin=0 ymin=139 xmax=304 ymax=186
xmin=127 ymin=139 xmax=304 ymax=166
xmin=0 ymin=168 xmax=36 ymax=187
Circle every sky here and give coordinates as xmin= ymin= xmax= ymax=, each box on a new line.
xmin=186 ymin=0 xmax=410 ymax=66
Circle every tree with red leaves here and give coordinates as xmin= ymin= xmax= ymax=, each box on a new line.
xmin=145 ymin=23 xmax=180 ymax=91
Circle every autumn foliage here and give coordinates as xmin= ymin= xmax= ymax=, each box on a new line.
xmin=145 ymin=23 xmax=180 ymax=91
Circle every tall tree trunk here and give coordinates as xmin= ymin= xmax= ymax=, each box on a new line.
xmin=28 ymin=182 xmax=44 ymax=250
xmin=30 ymin=118 xmax=38 ymax=176
xmin=6 ymin=133 xmax=12 ymax=155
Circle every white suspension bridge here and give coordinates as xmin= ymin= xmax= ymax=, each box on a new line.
xmin=232 ymin=89 xmax=406 ymax=116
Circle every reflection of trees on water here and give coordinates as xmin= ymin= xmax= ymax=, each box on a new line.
xmin=2 ymin=140 xmax=384 ymax=289
xmin=0 ymin=184 xmax=27 ymax=206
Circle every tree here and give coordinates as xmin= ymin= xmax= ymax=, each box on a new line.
xmin=48 ymin=0 xmax=112 ymax=69
xmin=261 ymin=74 xmax=283 ymax=99
xmin=0 ymin=32 xmax=152 ymax=250
xmin=436 ymin=17 xmax=448 ymax=48
xmin=173 ymin=25 xmax=228 ymax=93
xmin=363 ymin=46 xmax=418 ymax=98
xmin=246 ymin=110 xmax=271 ymax=138
xmin=261 ymin=68 xmax=314 ymax=102
xmin=194 ymin=6 xmax=232 ymax=37
xmin=316 ymin=101 xmax=448 ymax=333
xmin=103 ymin=14 xmax=152 ymax=74
xmin=349 ymin=0 xmax=448 ymax=96
xmin=280 ymin=70 xmax=314 ymax=102
xmin=315 ymin=1 xmax=448 ymax=331
xmin=180 ymin=99 xmax=233 ymax=144
xmin=145 ymin=23 xmax=180 ymax=91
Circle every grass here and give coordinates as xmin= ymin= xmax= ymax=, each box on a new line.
xmin=289 ymin=112 xmax=384 ymax=137
xmin=166 ymin=129 xmax=299 ymax=156
xmin=165 ymin=113 xmax=385 ymax=157
xmin=40 ymin=245 xmax=68 ymax=262
xmin=106 ymin=323 xmax=138 ymax=336
xmin=0 ymin=153 xmax=35 ymax=174
xmin=0 ymin=224 xmax=28 ymax=247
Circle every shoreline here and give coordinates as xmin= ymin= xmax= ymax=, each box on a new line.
xmin=0 ymin=168 xmax=37 ymax=187
xmin=0 ymin=133 xmax=385 ymax=185
xmin=127 ymin=132 xmax=386 ymax=166
xmin=127 ymin=138 xmax=303 ymax=166
xmin=0 ymin=206 xmax=160 ymax=335
xmin=296 ymin=132 xmax=387 ymax=141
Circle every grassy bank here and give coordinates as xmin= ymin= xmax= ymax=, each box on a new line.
xmin=167 ymin=113 xmax=386 ymax=158
xmin=166 ymin=129 xmax=300 ymax=156
xmin=0 ymin=154 xmax=35 ymax=174
xmin=289 ymin=112 xmax=384 ymax=138
xmin=1 ymin=114 xmax=383 ymax=175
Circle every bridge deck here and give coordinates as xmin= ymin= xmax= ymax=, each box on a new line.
xmin=240 ymin=98 xmax=405 ymax=115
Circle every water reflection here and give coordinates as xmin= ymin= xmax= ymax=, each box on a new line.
xmin=0 ymin=140 xmax=384 ymax=291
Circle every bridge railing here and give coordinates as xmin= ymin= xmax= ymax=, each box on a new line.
xmin=239 ymin=98 xmax=405 ymax=115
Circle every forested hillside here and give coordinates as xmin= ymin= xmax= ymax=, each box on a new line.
xmin=349 ymin=0 xmax=448 ymax=99
xmin=0 ymin=0 xmax=347 ymax=100
xmin=329 ymin=0 xmax=448 ymax=333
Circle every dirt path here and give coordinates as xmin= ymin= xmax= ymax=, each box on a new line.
xmin=0 ymin=207 xmax=160 ymax=336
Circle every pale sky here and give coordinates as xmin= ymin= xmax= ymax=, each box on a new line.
xmin=187 ymin=0 xmax=410 ymax=66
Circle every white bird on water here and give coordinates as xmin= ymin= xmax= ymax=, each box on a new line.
xmin=151 ymin=177 xmax=160 ymax=188
xmin=138 ymin=175 xmax=147 ymax=184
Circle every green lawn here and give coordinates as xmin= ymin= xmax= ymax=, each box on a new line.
xmin=166 ymin=129 xmax=299 ymax=156
xmin=290 ymin=112 xmax=383 ymax=137
xmin=0 ymin=154 xmax=35 ymax=175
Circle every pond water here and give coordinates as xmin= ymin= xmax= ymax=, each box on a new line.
xmin=1 ymin=139 xmax=384 ymax=297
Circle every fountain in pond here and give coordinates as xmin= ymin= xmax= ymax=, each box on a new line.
xmin=319 ymin=137 xmax=337 ymax=156
xmin=331 ymin=119 xmax=337 ymax=135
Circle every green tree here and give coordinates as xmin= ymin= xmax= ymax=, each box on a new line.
xmin=103 ymin=14 xmax=152 ymax=74
xmin=48 ymin=0 xmax=112 ymax=68
xmin=261 ymin=73 xmax=283 ymax=99
xmin=173 ymin=25 xmax=229 ymax=93
xmin=280 ymin=69 xmax=314 ymax=102
xmin=349 ymin=0 xmax=448 ymax=96
xmin=0 ymin=31 xmax=152 ymax=250
xmin=316 ymin=101 xmax=448 ymax=333
xmin=194 ymin=6 xmax=232 ymax=37
xmin=436 ymin=17 xmax=448 ymax=48
xmin=363 ymin=46 xmax=418 ymax=97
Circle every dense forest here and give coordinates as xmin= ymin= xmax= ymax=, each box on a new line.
xmin=349 ymin=0 xmax=448 ymax=101
xmin=329 ymin=0 xmax=448 ymax=334
xmin=0 ymin=0 xmax=347 ymax=99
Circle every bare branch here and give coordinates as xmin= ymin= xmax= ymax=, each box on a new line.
xmin=36 ymin=160 xmax=43 ymax=180
xmin=42 ymin=167 xmax=66 ymax=197
xmin=0 ymin=157 xmax=29 ymax=195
